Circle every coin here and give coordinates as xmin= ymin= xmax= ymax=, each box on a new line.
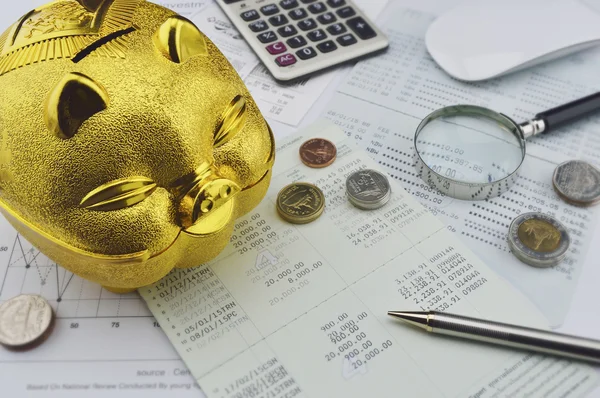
xmin=507 ymin=213 xmax=570 ymax=268
xmin=346 ymin=169 xmax=391 ymax=210
xmin=552 ymin=160 xmax=600 ymax=206
xmin=277 ymin=183 xmax=325 ymax=224
xmin=299 ymin=138 xmax=337 ymax=168
xmin=0 ymin=295 xmax=54 ymax=350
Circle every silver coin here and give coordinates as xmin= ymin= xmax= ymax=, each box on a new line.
xmin=0 ymin=295 xmax=54 ymax=348
xmin=552 ymin=160 xmax=600 ymax=206
xmin=507 ymin=212 xmax=570 ymax=268
xmin=346 ymin=169 xmax=391 ymax=210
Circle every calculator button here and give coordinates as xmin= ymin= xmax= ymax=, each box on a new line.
xmin=278 ymin=25 xmax=298 ymax=37
xmin=266 ymin=42 xmax=288 ymax=54
xmin=307 ymin=29 xmax=327 ymax=41
xmin=308 ymin=2 xmax=327 ymax=13
xmin=317 ymin=40 xmax=337 ymax=53
xmin=289 ymin=8 xmax=308 ymax=20
xmin=326 ymin=0 xmax=345 ymax=7
xmin=261 ymin=4 xmax=280 ymax=15
xmin=336 ymin=33 xmax=356 ymax=46
xmin=346 ymin=17 xmax=377 ymax=39
xmin=326 ymin=23 xmax=346 ymax=35
xmin=240 ymin=9 xmax=260 ymax=21
xmin=336 ymin=6 xmax=355 ymax=18
xmin=258 ymin=31 xmax=278 ymax=43
xmin=269 ymin=14 xmax=289 ymax=26
xmin=287 ymin=35 xmax=307 ymax=48
xmin=249 ymin=20 xmax=268 ymax=32
xmin=280 ymin=0 xmax=299 ymax=10
xmin=317 ymin=12 xmax=336 ymax=24
xmin=300 ymin=0 xmax=316 ymax=3
xmin=296 ymin=46 xmax=318 ymax=60
xmin=275 ymin=53 xmax=297 ymax=66
xmin=298 ymin=18 xmax=317 ymax=31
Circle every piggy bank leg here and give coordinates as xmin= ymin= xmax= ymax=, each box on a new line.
xmin=103 ymin=286 xmax=137 ymax=294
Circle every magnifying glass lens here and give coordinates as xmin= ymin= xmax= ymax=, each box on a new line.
xmin=415 ymin=113 xmax=524 ymax=184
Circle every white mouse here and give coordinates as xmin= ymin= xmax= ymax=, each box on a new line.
xmin=426 ymin=0 xmax=600 ymax=81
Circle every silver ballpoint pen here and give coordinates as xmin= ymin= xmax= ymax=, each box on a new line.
xmin=388 ymin=310 xmax=600 ymax=364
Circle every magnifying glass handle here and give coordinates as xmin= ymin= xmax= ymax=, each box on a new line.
xmin=520 ymin=92 xmax=600 ymax=137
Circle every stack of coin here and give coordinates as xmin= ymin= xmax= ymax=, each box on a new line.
xmin=346 ymin=169 xmax=391 ymax=210
xmin=299 ymin=138 xmax=337 ymax=168
xmin=277 ymin=183 xmax=325 ymax=224
xmin=507 ymin=213 xmax=570 ymax=268
xmin=0 ymin=295 xmax=54 ymax=351
xmin=552 ymin=160 xmax=600 ymax=207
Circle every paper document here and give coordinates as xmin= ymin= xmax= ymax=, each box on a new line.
xmin=189 ymin=3 xmax=260 ymax=81
xmin=140 ymin=120 xmax=597 ymax=398
xmin=244 ymin=66 xmax=336 ymax=127
xmin=317 ymin=5 xmax=600 ymax=327
xmin=154 ymin=1 xmax=208 ymax=17
xmin=0 ymin=215 xmax=200 ymax=395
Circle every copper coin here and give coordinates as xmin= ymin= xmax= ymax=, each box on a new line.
xmin=0 ymin=295 xmax=54 ymax=350
xmin=299 ymin=138 xmax=337 ymax=168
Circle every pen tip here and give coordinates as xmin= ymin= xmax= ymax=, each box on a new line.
xmin=387 ymin=311 xmax=430 ymax=329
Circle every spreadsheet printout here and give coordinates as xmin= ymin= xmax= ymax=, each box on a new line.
xmin=319 ymin=4 xmax=600 ymax=327
xmin=140 ymin=121 xmax=597 ymax=398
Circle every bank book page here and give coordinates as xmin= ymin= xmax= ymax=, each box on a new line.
xmin=316 ymin=4 xmax=600 ymax=328
xmin=139 ymin=121 xmax=597 ymax=398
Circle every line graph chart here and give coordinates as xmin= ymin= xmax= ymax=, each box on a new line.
xmin=0 ymin=221 xmax=183 ymax=368
xmin=0 ymin=234 xmax=153 ymax=319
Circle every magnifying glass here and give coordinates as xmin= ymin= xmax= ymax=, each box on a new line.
xmin=414 ymin=92 xmax=600 ymax=200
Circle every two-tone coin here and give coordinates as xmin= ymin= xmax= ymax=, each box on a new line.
xmin=0 ymin=295 xmax=54 ymax=350
xmin=300 ymin=138 xmax=337 ymax=168
xmin=277 ymin=183 xmax=325 ymax=224
xmin=507 ymin=212 xmax=570 ymax=268
xmin=552 ymin=160 xmax=600 ymax=207
xmin=346 ymin=169 xmax=391 ymax=210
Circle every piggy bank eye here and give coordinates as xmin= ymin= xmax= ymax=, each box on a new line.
xmin=154 ymin=16 xmax=208 ymax=63
xmin=80 ymin=177 xmax=157 ymax=211
xmin=45 ymin=72 xmax=109 ymax=140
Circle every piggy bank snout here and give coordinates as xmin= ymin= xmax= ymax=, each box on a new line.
xmin=174 ymin=162 xmax=241 ymax=235
xmin=174 ymin=93 xmax=250 ymax=235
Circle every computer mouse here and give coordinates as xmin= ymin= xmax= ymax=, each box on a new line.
xmin=425 ymin=0 xmax=600 ymax=81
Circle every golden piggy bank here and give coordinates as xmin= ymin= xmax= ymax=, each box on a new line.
xmin=0 ymin=0 xmax=275 ymax=292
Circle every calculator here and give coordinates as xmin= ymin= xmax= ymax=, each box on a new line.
xmin=217 ymin=0 xmax=389 ymax=82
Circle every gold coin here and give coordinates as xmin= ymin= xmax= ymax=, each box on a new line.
xmin=276 ymin=183 xmax=325 ymax=224
xmin=299 ymin=138 xmax=337 ymax=168
xmin=517 ymin=219 xmax=561 ymax=253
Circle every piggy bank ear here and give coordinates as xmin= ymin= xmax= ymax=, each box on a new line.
xmin=214 ymin=95 xmax=247 ymax=147
xmin=45 ymin=72 xmax=109 ymax=140
xmin=154 ymin=16 xmax=208 ymax=63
